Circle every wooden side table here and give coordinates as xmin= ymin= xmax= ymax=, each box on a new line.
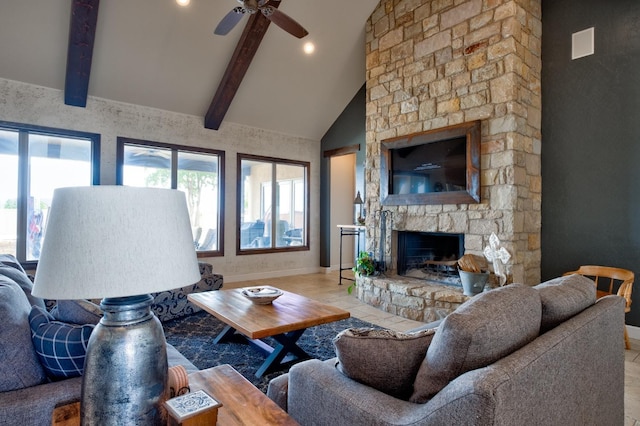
xmin=188 ymin=364 xmax=298 ymax=425
xmin=52 ymin=364 xmax=298 ymax=425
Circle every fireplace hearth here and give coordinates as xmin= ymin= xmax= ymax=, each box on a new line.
xmin=353 ymin=230 xmax=468 ymax=322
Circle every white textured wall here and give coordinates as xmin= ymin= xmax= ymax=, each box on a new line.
xmin=0 ymin=78 xmax=321 ymax=281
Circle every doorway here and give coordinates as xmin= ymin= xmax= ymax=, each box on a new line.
xmin=329 ymin=154 xmax=356 ymax=269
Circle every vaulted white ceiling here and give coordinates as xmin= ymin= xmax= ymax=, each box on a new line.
xmin=0 ymin=0 xmax=379 ymax=140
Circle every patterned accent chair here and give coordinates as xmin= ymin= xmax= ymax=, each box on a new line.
xmin=151 ymin=262 xmax=223 ymax=322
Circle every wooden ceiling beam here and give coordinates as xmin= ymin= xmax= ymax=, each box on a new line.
xmin=204 ymin=2 xmax=280 ymax=130
xmin=64 ymin=0 xmax=100 ymax=108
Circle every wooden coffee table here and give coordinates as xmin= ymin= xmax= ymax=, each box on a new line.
xmin=188 ymin=288 xmax=350 ymax=377
xmin=52 ymin=364 xmax=298 ymax=426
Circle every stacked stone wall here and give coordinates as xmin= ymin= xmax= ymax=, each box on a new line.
xmin=364 ymin=0 xmax=542 ymax=285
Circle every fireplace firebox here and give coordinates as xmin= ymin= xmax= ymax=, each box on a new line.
xmin=396 ymin=231 xmax=464 ymax=285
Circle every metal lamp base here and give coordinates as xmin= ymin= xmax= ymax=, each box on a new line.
xmin=81 ymin=294 xmax=168 ymax=425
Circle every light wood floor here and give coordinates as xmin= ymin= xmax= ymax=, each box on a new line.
xmin=225 ymin=270 xmax=640 ymax=425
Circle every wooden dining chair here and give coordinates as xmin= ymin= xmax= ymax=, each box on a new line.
xmin=564 ymin=265 xmax=634 ymax=349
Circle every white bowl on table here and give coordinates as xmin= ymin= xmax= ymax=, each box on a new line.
xmin=241 ymin=286 xmax=283 ymax=305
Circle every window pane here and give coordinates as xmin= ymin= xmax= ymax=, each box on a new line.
xmin=28 ymin=134 xmax=93 ymax=261
xmin=119 ymin=140 xmax=224 ymax=255
xmin=294 ymin=180 xmax=304 ymax=228
xmin=122 ymin=145 xmax=171 ymax=188
xmin=177 ymin=151 xmax=220 ymax=251
xmin=240 ymin=159 xmax=272 ymax=249
xmin=238 ymin=156 xmax=308 ymax=252
xmin=276 ymin=164 xmax=305 ymax=248
xmin=0 ymin=130 xmax=19 ymax=257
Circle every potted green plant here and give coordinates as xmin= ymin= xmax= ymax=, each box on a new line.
xmin=348 ymin=251 xmax=376 ymax=294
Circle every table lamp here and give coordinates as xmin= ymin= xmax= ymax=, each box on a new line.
xmin=32 ymin=186 xmax=201 ymax=425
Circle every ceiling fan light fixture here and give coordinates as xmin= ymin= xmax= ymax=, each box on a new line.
xmin=303 ymin=42 xmax=315 ymax=55
xmin=214 ymin=0 xmax=309 ymax=39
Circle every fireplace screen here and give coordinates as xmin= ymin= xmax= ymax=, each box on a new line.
xmin=397 ymin=231 xmax=464 ymax=285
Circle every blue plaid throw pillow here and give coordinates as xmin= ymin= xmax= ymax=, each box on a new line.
xmin=28 ymin=305 xmax=94 ymax=379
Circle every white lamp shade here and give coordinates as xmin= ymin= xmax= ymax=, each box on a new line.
xmin=32 ymin=186 xmax=201 ymax=300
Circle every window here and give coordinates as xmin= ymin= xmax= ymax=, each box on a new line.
xmin=117 ymin=138 xmax=224 ymax=256
xmin=238 ymin=154 xmax=309 ymax=253
xmin=0 ymin=122 xmax=100 ymax=266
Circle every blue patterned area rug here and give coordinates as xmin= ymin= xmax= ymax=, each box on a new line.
xmin=163 ymin=311 xmax=378 ymax=393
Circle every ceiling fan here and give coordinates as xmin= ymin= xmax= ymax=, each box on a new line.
xmin=214 ymin=0 xmax=309 ymax=39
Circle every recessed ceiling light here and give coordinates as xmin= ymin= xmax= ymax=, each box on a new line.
xmin=303 ymin=42 xmax=315 ymax=55
xmin=176 ymin=0 xmax=190 ymax=6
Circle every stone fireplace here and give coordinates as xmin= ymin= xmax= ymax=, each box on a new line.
xmin=357 ymin=0 xmax=542 ymax=320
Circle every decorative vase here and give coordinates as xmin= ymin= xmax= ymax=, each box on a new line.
xmin=82 ymin=295 xmax=168 ymax=425
xmin=459 ymin=270 xmax=490 ymax=296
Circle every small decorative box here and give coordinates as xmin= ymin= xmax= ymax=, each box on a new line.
xmin=164 ymin=389 xmax=222 ymax=426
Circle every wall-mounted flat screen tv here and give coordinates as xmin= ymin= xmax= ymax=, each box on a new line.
xmin=380 ymin=121 xmax=481 ymax=205
xmin=390 ymin=136 xmax=467 ymax=195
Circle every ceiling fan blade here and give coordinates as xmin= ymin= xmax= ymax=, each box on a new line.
xmin=261 ymin=6 xmax=308 ymax=39
xmin=214 ymin=7 xmax=246 ymax=36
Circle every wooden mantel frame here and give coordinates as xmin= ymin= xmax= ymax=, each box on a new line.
xmin=380 ymin=120 xmax=481 ymax=206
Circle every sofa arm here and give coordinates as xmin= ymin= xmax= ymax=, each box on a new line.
xmin=0 ymin=376 xmax=82 ymax=426
xmin=284 ymin=358 xmax=501 ymax=426
xmin=266 ymin=372 xmax=289 ymax=412
xmin=167 ymin=343 xmax=198 ymax=374
xmin=286 ymin=358 xmax=439 ymax=426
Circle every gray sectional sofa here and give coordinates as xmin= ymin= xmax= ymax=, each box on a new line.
xmin=0 ymin=255 xmax=221 ymax=426
xmin=267 ymin=274 xmax=625 ymax=425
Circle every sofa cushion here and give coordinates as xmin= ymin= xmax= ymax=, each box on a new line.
xmin=333 ymin=327 xmax=436 ymax=400
xmin=29 ymin=306 xmax=94 ymax=380
xmin=0 ymin=263 xmax=46 ymax=310
xmin=51 ymin=299 xmax=102 ymax=325
xmin=534 ymin=274 xmax=597 ymax=332
xmin=0 ymin=276 xmax=47 ymax=391
xmin=0 ymin=253 xmax=26 ymax=272
xmin=410 ymin=284 xmax=542 ymax=403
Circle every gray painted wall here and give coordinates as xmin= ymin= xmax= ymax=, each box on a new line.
xmin=319 ymin=85 xmax=366 ymax=267
xmin=542 ymin=0 xmax=640 ymax=326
